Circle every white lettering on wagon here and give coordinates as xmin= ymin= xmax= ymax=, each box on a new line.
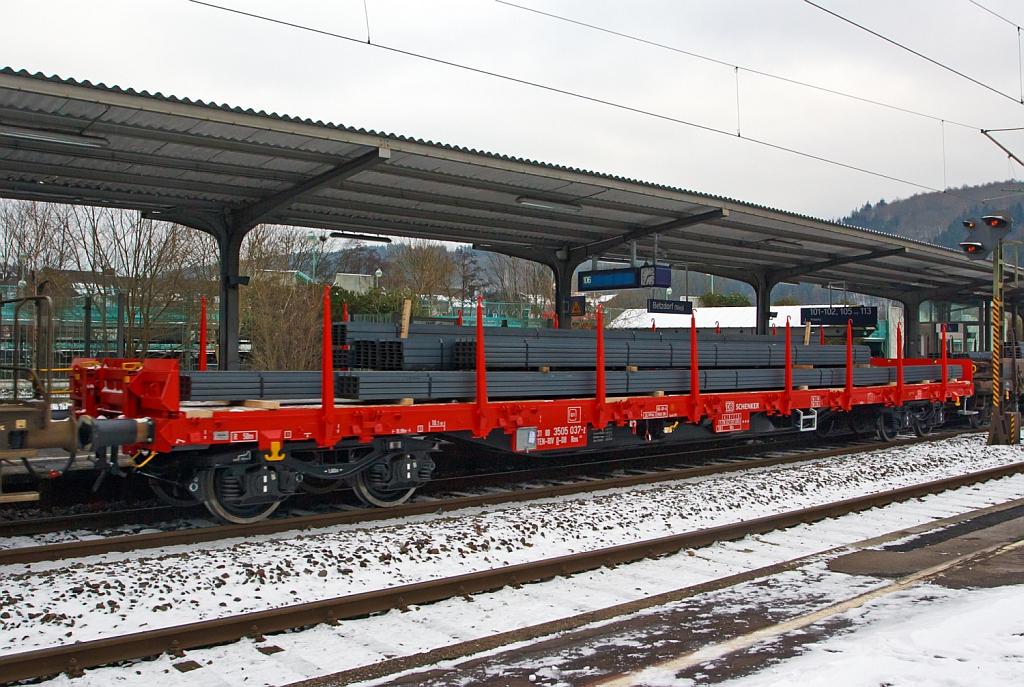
xmin=536 ymin=424 xmax=587 ymax=448
xmin=715 ymin=412 xmax=749 ymax=433
xmin=642 ymin=404 xmax=670 ymax=420
xmin=230 ymin=431 xmax=257 ymax=442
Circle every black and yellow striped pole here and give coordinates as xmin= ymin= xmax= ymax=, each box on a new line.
xmin=960 ymin=213 xmax=1014 ymax=443
xmin=989 ymin=240 xmax=1003 ymax=445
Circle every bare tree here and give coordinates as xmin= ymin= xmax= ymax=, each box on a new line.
xmin=483 ymin=253 xmax=552 ymax=306
xmin=385 ymin=240 xmax=458 ymax=311
xmin=243 ymin=279 xmax=323 ymax=370
xmin=238 ymin=225 xmax=323 ymax=370
xmin=0 ymin=200 xmax=78 ymax=287
xmin=451 ymin=246 xmax=483 ymax=304
xmin=321 ymin=241 xmax=383 ymax=279
xmin=67 ymin=207 xmax=215 ymax=357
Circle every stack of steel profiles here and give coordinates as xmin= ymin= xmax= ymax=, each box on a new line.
xmin=350 ymin=340 xmax=382 ymax=369
xmin=334 ymin=323 xmax=462 ymax=370
xmin=346 ymin=338 xmax=460 ymax=371
xmin=332 ymin=322 xmax=868 ymax=372
xmin=333 ymin=322 xmax=794 ymax=348
xmin=181 ymin=372 xmax=263 ymax=402
xmin=450 ymin=339 xmax=872 ymax=370
xmin=259 ymin=371 xmax=324 ymax=399
xmin=180 ymin=371 xmax=322 ymax=402
xmin=398 ymin=337 xmax=459 ymax=370
xmin=179 ymin=362 xmax=961 ymax=403
xmin=331 ymin=347 xmax=349 ymax=368
xmin=332 ymin=322 xmax=399 ymax=343
xmin=332 ymin=364 xmax=961 ymax=402
xmin=336 ymin=321 xmax=833 ymax=344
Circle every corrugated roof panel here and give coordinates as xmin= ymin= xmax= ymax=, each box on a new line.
xmin=184 ymin=118 xmax=267 ymax=142
xmin=0 ymin=67 xmax=994 ymax=301
xmin=143 ymin=141 xmax=229 ymax=163
xmin=293 ymin=138 xmax=367 ymax=157
xmin=117 ymin=109 xmax=199 ymax=133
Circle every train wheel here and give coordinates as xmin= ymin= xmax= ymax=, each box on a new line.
xmin=876 ymin=413 xmax=898 ymax=442
xmin=149 ymin=477 xmax=200 ymax=508
xmin=912 ymin=415 xmax=933 ymax=437
xmin=352 ymin=470 xmax=416 ymax=507
xmin=815 ymin=416 xmax=837 ymax=437
xmin=200 ymin=468 xmax=281 ymax=524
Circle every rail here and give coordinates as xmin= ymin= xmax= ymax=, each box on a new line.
xmin=0 ymin=455 xmax=1019 ymax=683
xmin=0 ymin=430 xmax=981 ymax=566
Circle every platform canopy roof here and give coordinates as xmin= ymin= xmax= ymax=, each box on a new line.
xmin=0 ymin=67 xmax=995 ymax=307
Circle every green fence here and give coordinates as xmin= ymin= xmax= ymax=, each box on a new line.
xmin=1 ymin=288 xmax=215 ymax=370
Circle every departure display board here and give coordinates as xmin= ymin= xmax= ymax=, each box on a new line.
xmin=577 ymin=266 xmax=672 ymax=292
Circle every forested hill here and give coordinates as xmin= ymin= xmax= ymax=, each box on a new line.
xmin=840 ymin=179 xmax=1024 ymax=250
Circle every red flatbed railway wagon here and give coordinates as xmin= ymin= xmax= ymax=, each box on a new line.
xmin=69 ymin=294 xmax=972 ymax=523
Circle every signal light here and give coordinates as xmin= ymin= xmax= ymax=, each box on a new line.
xmin=961 ymin=212 xmax=1012 ymax=260
xmin=959 ymin=241 xmax=984 ymax=256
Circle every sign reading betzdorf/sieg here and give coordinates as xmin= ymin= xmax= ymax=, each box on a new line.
xmin=647 ymin=299 xmax=693 ymax=315
xmin=800 ymin=306 xmax=878 ymax=327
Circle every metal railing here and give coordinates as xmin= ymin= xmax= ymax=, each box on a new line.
xmin=0 ymin=295 xmax=54 ymax=409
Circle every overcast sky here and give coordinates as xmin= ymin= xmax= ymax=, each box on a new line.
xmin=4 ymin=0 xmax=1024 ymax=220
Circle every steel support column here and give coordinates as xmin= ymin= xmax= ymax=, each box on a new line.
xmin=752 ymin=272 xmax=777 ymax=336
xmin=552 ymin=257 xmax=582 ymax=329
xmin=899 ymin=296 xmax=924 ymax=357
xmin=149 ymin=147 xmax=391 ymax=368
xmin=217 ymin=227 xmax=247 ymax=370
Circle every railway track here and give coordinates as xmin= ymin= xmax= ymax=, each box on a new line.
xmin=0 ymin=444 xmax=1019 ymax=684
xmin=0 ymin=429 xmax=852 ymax=539
xmin=0 ymin=430 xmax=976 ymax=566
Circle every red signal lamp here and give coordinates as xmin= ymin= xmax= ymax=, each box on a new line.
xmin=959 ymin=240 xmax=985 ymax=259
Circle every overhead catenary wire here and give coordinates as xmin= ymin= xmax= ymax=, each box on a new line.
xmin=189 ymin=0 xmax=964 ymax=196
xmin=495 ymin=0 xmax=981 ymax=130
xmin=968 ymin=0 xmax=1021 ymax=29
xmin=805 ymin=0 xmax=1024 ymax=105
xmin=966 ymin=1 xmax=1024 ymax=103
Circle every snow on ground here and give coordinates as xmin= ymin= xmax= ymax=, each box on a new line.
xmin=29 ymin=477 xmax=1024 ymax=687
xmin=709 ymin=583 xmax=1024 ymax=687
xmin=0 ymin=435 xmax=1019 ymax=658
xmin=17 ymin=464 xmax=1024 ymax=687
